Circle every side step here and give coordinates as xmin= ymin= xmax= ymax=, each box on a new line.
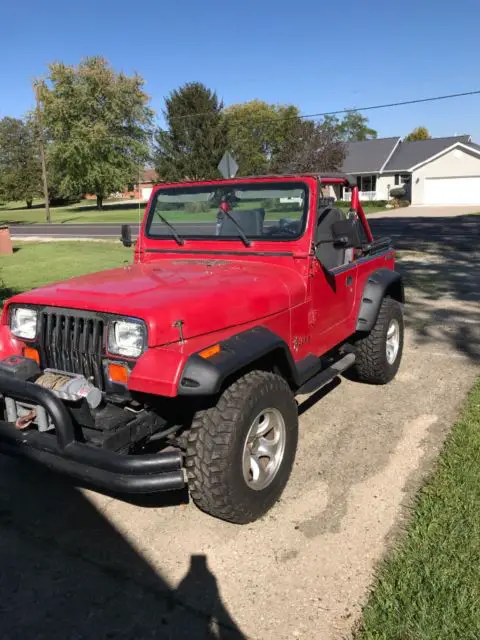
xmin=296 ymin=352 xmax=355 ymax=396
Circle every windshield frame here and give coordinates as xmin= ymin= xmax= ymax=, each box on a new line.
xmin=144 ymin=180 xmax=310 ymax=243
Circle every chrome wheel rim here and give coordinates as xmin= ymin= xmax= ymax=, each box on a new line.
xmin=242 ymin=408 xmax=286 ymax=491
xmin=386 ymin=319 xmax=400 ymax=365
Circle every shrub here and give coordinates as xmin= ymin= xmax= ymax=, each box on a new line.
xmin=260 ymin=198 xmax=280 ymax=211
xmin=336 ymin=199 xmax=388 ymax=208
xmin=49 ymin=194 xmax=82 ymax=207
xmin=155 ymin=201 xmax=184 ymax=211
xmin=184 ymin=201 xmax=210 ymax=213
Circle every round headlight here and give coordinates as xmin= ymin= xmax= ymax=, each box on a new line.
xmin=10 ymin=307 xmax=38 ymax=340
xmin=108 ymin=320 xmax=145 ymax=358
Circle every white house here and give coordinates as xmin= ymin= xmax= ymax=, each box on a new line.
xmin=341 ymin=135 xmax=480 ymax=205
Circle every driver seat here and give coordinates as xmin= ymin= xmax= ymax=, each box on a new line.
xmin=218 ymin=208 xmax=265 ymax=236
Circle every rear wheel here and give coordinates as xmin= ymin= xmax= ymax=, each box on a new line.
xmin=354 ymin=297 xmax=404 ymax=384
xmin=185 ymin=371 xmax=298 ymax=523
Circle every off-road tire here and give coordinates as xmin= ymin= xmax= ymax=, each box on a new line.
xmin=185 ymin=371 xmax=298 ymax=524
xmin=353 ymin=297 xmax=404 ymax=384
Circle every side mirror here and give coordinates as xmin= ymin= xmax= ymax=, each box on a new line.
xmin=121 ymin=224 xmax=132 ymax=248
xmin=331 ymin=219 xmax=361 ymax=249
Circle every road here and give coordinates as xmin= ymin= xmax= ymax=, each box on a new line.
xmin=0 ymin=214 xmax=479 ymax=639
xmin=10 ymin=208 xmax=479 ymax=245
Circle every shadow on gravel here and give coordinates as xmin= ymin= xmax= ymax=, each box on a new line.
xmin=0 ymin=460 xmax=245 ymax=639
xmin=370 ymin=215 xmax=480 ymax=362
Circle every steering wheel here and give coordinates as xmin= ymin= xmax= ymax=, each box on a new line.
xmin=265 ymin=219 xmax=299 ymax=237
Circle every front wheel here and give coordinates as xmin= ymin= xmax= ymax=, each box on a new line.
xmin=353 ymin=297 xmax=404 ymax=384
xmin=185 ymin=371 xmax=298 ymax=523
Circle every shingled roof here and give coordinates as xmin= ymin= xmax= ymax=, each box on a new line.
xmin=341 ymin=135 xmax=477 ymax=174
xmin=383 ymin=135 xmax=472 ymax=171
xmin=341 ymin=137 xmax=400 ymax=173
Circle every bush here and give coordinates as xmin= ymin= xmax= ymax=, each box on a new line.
xmin=184 ymin=201 xmax=210 ymax=213
xmin=156 ymin=201 xmax=184 ymax=211
xmin=260 ymin=198 xmax=280 ymax=211
xmin=389 ymin=186 xmax=406 ymax=199
xmin=336 ymin=199 xmax=389 ymax=208
xmin=49 ymin=194 xmax=82 ymax=207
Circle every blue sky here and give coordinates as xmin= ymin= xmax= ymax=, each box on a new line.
xmin=1 ymin=0 xmax=480 ymax=139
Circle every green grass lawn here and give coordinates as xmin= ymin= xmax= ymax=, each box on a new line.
xmin=0 ymin=199 xmax=146 ymax=225
xmin=0 ymin=198 xmax=384 ymax=225
xmin=358 ymin=378 xmax=480 ymax=640
xmin=0 ymin=242 xmax=132 ymax=303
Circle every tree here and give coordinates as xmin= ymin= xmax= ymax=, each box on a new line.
xmin=39 ymin=56 xmax=153 ymax=209
xmin=0 ymin=117 xmax=42 ymax=207
xmin=224 ymin=101 xmax=300 ymax=175
xmin=272 ymin=118 xmax=345 ymax=174
xmin=405 ymin=126 xmax=431 ymax=141
xmin=324 ymin=111 xmax=378 ymax=141
xmin=154 ymin=82 xmax=227 ymax=181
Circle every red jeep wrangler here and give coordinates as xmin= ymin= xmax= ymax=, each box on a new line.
xmin=0 ymin=174 xmax=404 ymax=523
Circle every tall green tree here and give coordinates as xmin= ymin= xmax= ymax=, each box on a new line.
xmin=154 ymin=82 xmax=227 ymax=181
xmin=324 ymin=111 xmax=377 ymax=141
xmin=405 ymin=126 xmax=431 ymax=141
xmin=39 ymin=56 xmax=153 ymax=209
xmin=224 ymin=101 xmax=300 ymax=175
xmin=0 ymin=117 xmax=42 ymax=207
xmin=272 ymin=118 xmax=345 ymax=174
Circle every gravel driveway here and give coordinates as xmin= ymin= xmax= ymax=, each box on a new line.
xmin=0 ymin=215 xmax=478 ymax=639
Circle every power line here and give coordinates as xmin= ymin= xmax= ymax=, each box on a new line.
xmin=161 ymin=89 xmax=480 ymax=127
xmin=35 ymin=88 xmax=480 ymax=150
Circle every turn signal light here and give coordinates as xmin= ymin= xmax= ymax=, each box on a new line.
xmin=199 ymin=344 xmax=221 ymax=359
xmin=23 ymin=346 xmax=40 ymax=365
xmin=107 ymin=362 xmax=129 ymax=385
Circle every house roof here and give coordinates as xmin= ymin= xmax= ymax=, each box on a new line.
xmin=142 ymin=168 xmax=158 ymax=183
xmin=467 ymin=141 xmax=480 ymax=153
xmin=342 ymin=137 xmax=400 ymax=174
xmin=383 ymin=135 xmax=472 ymax=172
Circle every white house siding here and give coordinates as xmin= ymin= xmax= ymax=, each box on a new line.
xmin=412 ymin=147 xmax=480 ymax=205
xmin=342 ymin=175 xmax=397 ymax=202
xmin=376 ymin=174 xmax=397 ymax=200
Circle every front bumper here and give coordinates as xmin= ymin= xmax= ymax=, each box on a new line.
xmin=0 ymin=375 xmax=185 ymax=494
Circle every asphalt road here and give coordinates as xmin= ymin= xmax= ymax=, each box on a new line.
xmin=10 ymin=216 xmax=479 ymax=247
xmin=1 ymin=214 xmax=479 ymax=639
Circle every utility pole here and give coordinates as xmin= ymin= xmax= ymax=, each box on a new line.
xmin=34 ymin=81 xmax=51 ymax=223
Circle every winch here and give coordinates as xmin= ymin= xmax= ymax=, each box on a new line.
xmin=0 ymin=356 xmax=103 ymax=432
xmin=35 ymin=370 xmax=103 ymax=408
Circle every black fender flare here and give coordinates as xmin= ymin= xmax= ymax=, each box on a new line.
xmin=356 ymin=268 xmax=404 ymax=332
xmin=178 ymin=326 xmax=298 ymax=396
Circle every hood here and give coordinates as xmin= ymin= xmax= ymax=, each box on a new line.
xmin=12 ymin=259 xmax=306 ymax=345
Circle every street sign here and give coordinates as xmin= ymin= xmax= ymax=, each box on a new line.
xmin=218 ymin=151 xmax=239 ymax=179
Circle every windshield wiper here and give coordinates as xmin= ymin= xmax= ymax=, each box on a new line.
xmin=155 ymin=212 xmax=184 ymax=246
xmin=221 ymin=211 xmax=251 ymax=247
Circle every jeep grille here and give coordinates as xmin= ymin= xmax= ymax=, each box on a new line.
xmin=38 ymin=310 xmax=105 ymax=390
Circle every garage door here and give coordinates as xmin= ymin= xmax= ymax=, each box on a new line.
xmin=424 ymin=176 xmax=480 ymax=205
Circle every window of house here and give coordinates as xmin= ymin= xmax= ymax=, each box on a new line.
xmin=394 ymin=174 xmax=409 ymax=185
xmin=357 ymin=175 xmax=377 ymax=192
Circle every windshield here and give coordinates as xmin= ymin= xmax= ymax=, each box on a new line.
xmin=145 ymin=182 xmax=308 ymax=241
